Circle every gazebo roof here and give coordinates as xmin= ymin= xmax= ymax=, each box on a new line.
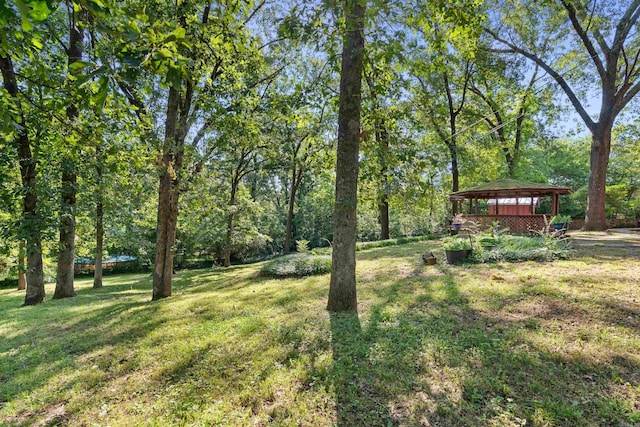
xmin=450 ymin=179 xmax=572 ymax=200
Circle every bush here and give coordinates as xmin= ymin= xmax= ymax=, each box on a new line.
xmin=355 ymin=235 xmax=433 ymax=251
xmin=470 ymin=235 xmax=571 ymax=263
xmin=443 ymin=236 xmax=473 ymax=251
xmin=260 ymin=253 xmax=331 ymax=278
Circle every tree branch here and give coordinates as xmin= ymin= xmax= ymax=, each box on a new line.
xmin=611 ymin=0 xmax=640 ymax=56
xmin=560 ymin=0 xmax=606 ymax=79
xmin=573 ymin=0 xmax=610 ymax=57
xmin=485 ymin=27 xmax=596 ymax=131
xmin=620 ymin=79 xmax=640 ymax=110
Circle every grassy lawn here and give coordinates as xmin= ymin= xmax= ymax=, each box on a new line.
xmin=1 ymin=232 xmax=639 ymax=426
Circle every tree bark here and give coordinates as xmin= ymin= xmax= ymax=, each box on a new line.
xmin=584 ymin=124 xmax=611 ymax=230
xmin=327 ymin=0 xmax=366 ymax=313
xmin=17 ymin=241 xmax=26 ymax=291
xmin=224 ymin=181 xmax=237 ymax=268
xmin=0 ymin=55 xmax=46 ymax=305
xmin=93 ymin=146 xmax=104 ymax=288
xmin=377 ymin=124 xmax=390 ymax=240
xmin=283 ymin=164 xmax=297 ymax=253
xmin=284 ymin=159 xmax=304 ymax=252
xmin=364 ymin=72 xmax=390 ymax=240
xmin=54 ymin=13 xmax=83 ymax=299
xmin=448 ymin=142 xmax=459 ymax=214
xmin=153 ymin=86 xmax=182 ymax=300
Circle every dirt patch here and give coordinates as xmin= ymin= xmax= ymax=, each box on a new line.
xmin=570 ymin=231 xmax=640 ymax=257
xmin=5 ymin=403 xmax=67 ymax=427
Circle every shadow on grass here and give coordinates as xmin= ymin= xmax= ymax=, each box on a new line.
xmin=0 ymin=276 xmax=166 ymax=425
xmin=325 ymin=260 xmax=639 ymax=426
xmin=329 ymin=312 xmax=394 ymax=425
xmin=2 ymin=241 xmax=638 ymax=426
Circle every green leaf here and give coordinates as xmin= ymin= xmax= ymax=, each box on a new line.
xmin=69 ymin=60 xmax=93 ymax=71
xmin=27 ymin=0 xmax=51 ymax=20
xmin=172 ymin=26 xmax=186 ymax=40
xmin=91 ymin=77 xmax=109 ymax=112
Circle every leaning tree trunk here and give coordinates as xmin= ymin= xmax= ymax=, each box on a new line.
xmin=0 ymin=55 xmax=46 ymax=305
xmin=327 ymin=0 xmax=366 ymax=313
xmin=93 ymin=147 xmax=104 ymax=288
xmin=54 ymin=14 xmax=83 ymax=299
xmin=584 ymin=125 xmax=612 ymax=231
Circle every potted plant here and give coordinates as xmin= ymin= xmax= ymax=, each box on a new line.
xmin=422 ymin=252 xmax=437 ymax=265
xmin=451 ymin=213 xmax=466 ymax=229
xmin=443 ymin=236 xmax=473 ymax=264
xmin=550 ymin=214 xmax=572 ymax=231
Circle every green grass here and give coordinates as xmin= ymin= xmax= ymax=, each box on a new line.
xmin=1 ymin=232 xmax=639 ymax=426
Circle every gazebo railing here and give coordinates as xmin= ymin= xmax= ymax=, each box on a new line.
xmin=463 ymin=215 xmax=551 ymax=234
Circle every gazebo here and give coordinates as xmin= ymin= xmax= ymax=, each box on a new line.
xmin=450 ymin=179 xmax=572 ymax=234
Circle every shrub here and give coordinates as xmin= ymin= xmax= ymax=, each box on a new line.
xmin=295 ymin=239 xmax=310 ymax=253
xmin=260 ymin=253 xmax=331 ymax=278
xmin=442 ymin=236 xmax=473 ymax=251
xmin=550 ymin=215 xmax=572 ymax=225
xmin=470 ymin=235 xmax=571 ymax=263
xmin=355 ymin=235 xmax=433 ymax=251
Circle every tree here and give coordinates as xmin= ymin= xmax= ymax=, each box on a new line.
xmin=487 ymin=0 xmax=640 ymax=230
xmin=110 ymin=0 xmax=263 ymax=299
xmin=468 ymin=54 xmax=541 ymax=178
xmin=54 ymin=2 xmax=84 ymax=299
xmin=363 ymin=53 xmax=393 ymax=239
xmin=413 ymin=55 xmax=474 ymax=212
xmin=327 ymin=0 xmax=366 ymax=313
xmin=0 ymin=17 xmax=47 ymax=304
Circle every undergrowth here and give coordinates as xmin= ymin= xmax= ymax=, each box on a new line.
xmin=470 ymin=234 xmax=572 ymax=263
xmin=260 ymin=253 xmax=331 ymax=277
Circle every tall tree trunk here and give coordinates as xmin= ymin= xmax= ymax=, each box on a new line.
xmin=17 ymin=241 xmax=26 ymax=291
xmin=378 ymin=190 xmax=389 ymax=240
xmin=376 ymin=120 xmax=390 ymax=240
xmin=448 ymin=142 xmax=459 ymax=214
xmin=284 ymin=163 xmax=304 ymax=252
xmin=224 ymin=180 xmax=238 ymax=267
xmin=327 ymin=0 xmax=366 ymax=313
xmin=93 ymin=146 xmax=104 ymax=288
xmin=55 ymin=14 xmax=83 ymax=299
xmin=364 ymin=72 xmax=390 ymax=240
xmin=1 ymin=55 xmax=46 ymax=305
xmin=584 ymin=124 xmax=611 ymax=231
xmin=283 ymin=165 xmax=297 ymax=253
xmin=153 ymin=86 xmax=181 ymax=300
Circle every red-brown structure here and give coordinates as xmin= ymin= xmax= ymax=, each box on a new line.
xmin=450 ymin=179 xmax=572 ymax=234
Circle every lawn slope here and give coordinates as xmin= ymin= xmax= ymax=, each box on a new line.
xmin=1 ymin=232 xmax=639 ymax=426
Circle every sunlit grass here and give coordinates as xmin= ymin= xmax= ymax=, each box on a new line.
xmin=1 ymin=231 xmax=639 ymax=426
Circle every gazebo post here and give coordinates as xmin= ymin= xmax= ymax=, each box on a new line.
xmin=475 ymin=197 xmax=479 ymax=216
xmin=530 ymin=195 xmax=534 ymax=215
xmin=551 ymin=193 xmax=558 ymax=216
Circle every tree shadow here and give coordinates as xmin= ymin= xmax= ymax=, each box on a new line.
xmin=325 ymin=256 xmax=639 ymax=426
xmin=329 ymin=311 xmax=393 ymax=426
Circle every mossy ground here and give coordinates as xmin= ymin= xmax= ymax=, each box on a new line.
xmin=1 ymin=231 xmax=638 ymax=426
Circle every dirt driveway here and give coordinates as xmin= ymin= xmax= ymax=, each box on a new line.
xmin=570 ymin=229 xmax=640 ymax=258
